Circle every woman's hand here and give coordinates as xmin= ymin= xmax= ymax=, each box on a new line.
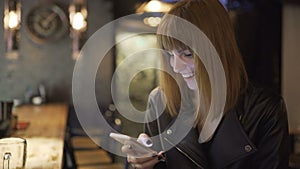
xmin=122 ymin=133 xmax=163 ymax=169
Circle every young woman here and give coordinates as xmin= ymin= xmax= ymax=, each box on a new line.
xmin=123 ymin=0 xmax=289 ymax=168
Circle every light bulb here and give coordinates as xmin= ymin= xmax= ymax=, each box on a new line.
xmin=72 ymin=12 xmax=86 ymax=30
xmin=146 ymin=0 xmax=162 ymax=12
xmin=8 ymin=11 xmax=19 ymax=29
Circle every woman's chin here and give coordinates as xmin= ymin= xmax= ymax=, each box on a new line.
xmin=187 ymin=85 xmax=197 ymax=90
xmin=185 ymin=78 xmax=198 ymax=90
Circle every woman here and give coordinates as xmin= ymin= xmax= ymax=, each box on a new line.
xmin=123 ymin=0 xmax=289 ymax=168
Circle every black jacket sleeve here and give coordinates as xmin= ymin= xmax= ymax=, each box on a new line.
xmin=251 ymin=97 xmax=290 ymax=169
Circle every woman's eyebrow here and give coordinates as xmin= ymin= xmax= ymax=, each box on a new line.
xmin=166 ymin=48 xmax=190 ymax=55
xmin=183 ymin=49 xmax=191 ymax=53
xmin=177 ymin=49 xmax=185 ymax=53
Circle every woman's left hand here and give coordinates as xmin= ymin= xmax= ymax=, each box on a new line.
xmin=122 ymin=133 xmax=164 ymax=169
xmin=127 ymin=152 xmax=162 ymax=169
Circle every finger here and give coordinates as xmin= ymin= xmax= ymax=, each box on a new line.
xmin=134 ymin=156 xmax=161 ymax=169
xmin=157 ymin=151 xmax=166 ymax=162
xmin=128 ymin=152 xmax=157 ymax=164
xmin=122 ymin=144 xmax=135 ymax=154
xmin=128 ymin=155 xmax=142 ymax=164
xmin=123 ymin=144 xmax=156 ymax=157
xmin=127 ymin=155 xmax=136 ymax=164
xmin=130 ymin=163 xmax=136 ymax=169
xmin=137 ymin=133 xmax=153 ymax=147
xmin=137 ymin=133 xmax=149 ymax=139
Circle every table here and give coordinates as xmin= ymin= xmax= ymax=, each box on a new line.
xmin=12 ymin=103 xmax=68 ymax=169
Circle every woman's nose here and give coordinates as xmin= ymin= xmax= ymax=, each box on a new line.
xmin=170 ymin=55 xmax=185 ymax=73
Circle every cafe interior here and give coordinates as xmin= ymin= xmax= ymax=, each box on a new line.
xmin=0 ymin=0 xmax=300 ymax=168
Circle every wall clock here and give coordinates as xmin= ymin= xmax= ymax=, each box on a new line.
xmin=26 ymin=3 xmax=68 ymax=44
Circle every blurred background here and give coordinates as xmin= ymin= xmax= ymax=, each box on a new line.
xmin=0 ymin=0 xmax=299 ymax=168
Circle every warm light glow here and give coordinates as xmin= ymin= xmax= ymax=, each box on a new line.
xmin=4 ymin=0 xmax=21 ymax=60
xmin=146 ymin=0 xmax=162 ymax=12
xmin=143 ymin=17 xmax=161 ymax=27
xmin=137 ymin=0 xmax=172 ymax=13
xmin=115 ymin=118 xmax=122 ymax=126
xmin=71 ymin=12 xmax=86 ymax=30
xmin=69 ymin=0 xmax=87 ymax=60
xmin=8 ymin=11 xmax=19 ymax=29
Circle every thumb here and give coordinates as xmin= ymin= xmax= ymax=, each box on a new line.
xmin=137 ymin=133 xmax=153 ymax=147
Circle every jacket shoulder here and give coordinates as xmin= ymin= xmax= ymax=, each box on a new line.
xmin=242 ymin=84 xmax=286 ymax=118
xmin=238 ymin=84 xmax=289 ymax=143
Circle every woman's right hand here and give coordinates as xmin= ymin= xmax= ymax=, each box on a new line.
xmin=121 ymin=133 xmax=163 ymax=169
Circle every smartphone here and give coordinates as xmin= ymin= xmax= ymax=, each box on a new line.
xmin=109 ymin=132 xmax=156 ymax=157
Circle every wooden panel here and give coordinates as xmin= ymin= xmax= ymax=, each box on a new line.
xmin=11 ymin=103 xmax=68 ymax=169
xmin=71 ymin=136 xmax=100 ymax=150
xmin=75 ymin=149 xmax=112 ymax=165
xmin=13 ymin=103 xmax=68 ymax=139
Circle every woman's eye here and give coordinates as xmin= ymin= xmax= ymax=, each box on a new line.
xmin=182 ymin=49 xmax=192 ymax=57
xmin=184 ymin=52 xmax=192 ymax=57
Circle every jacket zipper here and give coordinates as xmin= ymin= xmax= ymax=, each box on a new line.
xmin=164 ymin=137 xmax=205 ymax=169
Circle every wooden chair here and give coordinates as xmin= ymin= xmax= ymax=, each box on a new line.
xmin=65 ymin=105 xmax=124 ymax=169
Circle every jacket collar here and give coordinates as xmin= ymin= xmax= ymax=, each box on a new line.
xmin=164 ymin=109 xmax=258 ymax=169
xmin=208 ymin=109 xmax=257 ymax=169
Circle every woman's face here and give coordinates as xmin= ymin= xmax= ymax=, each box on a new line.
xmin=168 ymin=49 xmax=197 ymax=90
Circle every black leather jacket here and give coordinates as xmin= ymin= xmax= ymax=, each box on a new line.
xmin=144 ymin=85 xmax=289 ymax=169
